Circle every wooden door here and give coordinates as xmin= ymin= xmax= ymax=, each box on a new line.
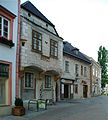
xmin=83 ymin=85 xmax=88 ymax=98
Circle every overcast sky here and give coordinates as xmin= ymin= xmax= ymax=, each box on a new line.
xmin=21 ymin=0 xmax=108 ymax=61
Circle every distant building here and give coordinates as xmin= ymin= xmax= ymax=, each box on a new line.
xmin=89 ymin=57 xmax=101 ymax=96
xmin=60 ymin=41 xmax=91 ymax=99
xmin=19 ymin=1 xmax=63 ymax=104
xmin=0 ymin=0 xmax=20 ymax=115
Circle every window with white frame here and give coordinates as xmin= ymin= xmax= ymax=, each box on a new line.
xmin=45 ymin=75 xmax=51 ymax=88
xmin=65 ymin=61 xmax=69 ymax=72
xmin=0 ymin=16 xmax=10 ymax=39
xmin=24 ymin=72 xmax=34 ymax=89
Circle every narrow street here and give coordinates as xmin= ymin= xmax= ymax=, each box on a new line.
xmin=1 ymin=95 xmax=108 ymax=120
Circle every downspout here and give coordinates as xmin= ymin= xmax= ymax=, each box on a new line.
xmin=16 ymin=0 xmax=20 ymax=97
xmin=90 ymin=63 xmax=93 ymax=97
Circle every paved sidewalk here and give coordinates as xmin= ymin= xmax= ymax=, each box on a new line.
xmin=0 ymin=96 xmax=101 ymax=120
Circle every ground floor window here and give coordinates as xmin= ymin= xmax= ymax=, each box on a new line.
xmin=45 ymin=75 xmax=51 ymax=88
xmin=24 ymin=72 xmax=34 ymax=89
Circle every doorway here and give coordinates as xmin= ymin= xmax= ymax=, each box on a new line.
xmin=55 ymin=82 xmax=58 ymax=101
xmin=64 ymin=84 xmax=69 ymax=98
xmin=0 ymin=79 xmax=6 ymax=104
xmin=83 ymin=85 xmax=88 ymax=98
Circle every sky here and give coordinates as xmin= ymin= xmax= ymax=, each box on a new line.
xmin=21 ymin=0 xmax=108 ymax=61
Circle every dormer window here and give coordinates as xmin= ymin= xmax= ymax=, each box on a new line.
xmin=74 ymin=50 xmax=78 ymax=55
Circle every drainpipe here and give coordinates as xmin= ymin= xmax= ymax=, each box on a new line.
xmin=16 ymin=0 xmax=20 ymax=97
xmin=90 ymin=63 xmax=93 ymax=97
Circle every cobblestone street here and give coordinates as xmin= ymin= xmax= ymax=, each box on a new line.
xmin=0 ymin=95 xmax=108 ymax=120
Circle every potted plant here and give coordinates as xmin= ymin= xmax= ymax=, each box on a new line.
xmin=12 ymin=97 xmax=25 ymax=116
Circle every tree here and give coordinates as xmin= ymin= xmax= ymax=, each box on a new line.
xmin=98 ymin=46 xmax=108 ymax=88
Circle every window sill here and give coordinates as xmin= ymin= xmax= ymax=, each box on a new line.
xmin=43 ymin=88 xmax=52 ymax=91
xmin=24 ymin=87 xmax=34 ymax=90
xmin=50 ymin=55 xmax=58 ymax=59
xmin=0 ymin=37 xmax=14 ymax=47
xmin=31 ymin=49 xmax=42 ymax=54
xmin=65 ymin=71 xmax=70 ymax=73
xmin=0 ymin=105 xmax=10 ymax=107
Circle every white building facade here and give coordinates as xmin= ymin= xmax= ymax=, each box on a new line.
xmin=0 ymin=0 xmax=20 ymax=115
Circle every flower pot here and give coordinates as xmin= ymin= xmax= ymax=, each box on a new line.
xmin=12 ymin=106 xmax=25 ymax=116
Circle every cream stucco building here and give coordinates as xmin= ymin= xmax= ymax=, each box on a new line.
xmin=60 ymin=41 xmax=91 ymax=100
xmin=19 ymin=1 xmax=63 ymax=103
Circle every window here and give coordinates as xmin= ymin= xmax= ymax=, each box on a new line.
xmin=0 ymin=16 xmax=9 ymax=39
xmin=81 ymin=65 xmax=83 ymax=76
xmin=24 ymin=72 xmax=34 ymax=89
xmin=32 ymin=30 xmax=42 ymax=52
xmin=65 ymin=61 xmax=69 ymax=72
xmin=96 ymin=69 xmax=98 ymax=77
xmin=74 ymin=84 xmax=78 ymax=94
xmin=0 ymin=6 xmax=16 ymax=47
xmin=50 ymin=39 xmax=58 ymax=58
xmin=45 ymin=75 xmax=51 ymax=88
xmin=0 ymin=63 xmax=9 ymax=77
xmin=75 ymin=64 xmax=79 ymax=76
xmin=84 ymin=67 xmax=87 ymax=77
xmin=93 ymin=67 xmax=95 ymax=76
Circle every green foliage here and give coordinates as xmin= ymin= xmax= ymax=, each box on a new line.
xmin=98 ymin=46 xmax=108 ymax=88
xmin=15 ymin=97 xmax=23 ymax=106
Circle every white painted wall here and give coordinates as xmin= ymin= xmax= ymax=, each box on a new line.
xmin=0 ymin=0 xmax=18 ymax=105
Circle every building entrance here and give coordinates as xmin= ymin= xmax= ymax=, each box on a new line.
xmin=64 ymin=84 xmax=69 ymax=98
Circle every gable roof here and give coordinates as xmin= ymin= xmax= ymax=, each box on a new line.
xmin=21 ymin=1 xmax=54 ymax=27
xmin=63 ymin=41 xmax=91 ymax=64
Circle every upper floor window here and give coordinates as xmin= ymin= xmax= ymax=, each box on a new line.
xmin=81 ymin=65 xmax=83 ymax=75
xmin=24 ymin=72 xmax=34 ymax=89
xmin=32 ymin=30 xmax=42 ymax=52
xmin=84 ymin=67 xmax=87 ymax=77
xmin=75 ymin=64 xmax=79 ymax=76
xmin=0 ymin=16 xmax=9 ymax=39
xmin=96 ymin=69 xmax=98 ymax=77
xmin=65 ymin=61 xmax=69 ymax=72
xmin=50 ymin=39 xmax=58 ymax=58
xmin=45 ymin=75 xmax=51 ymax=88
xmin=0 ymin=6 xmax=16 ymax=47
xmin=93 ymin=67 xmax=95 ymax=76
